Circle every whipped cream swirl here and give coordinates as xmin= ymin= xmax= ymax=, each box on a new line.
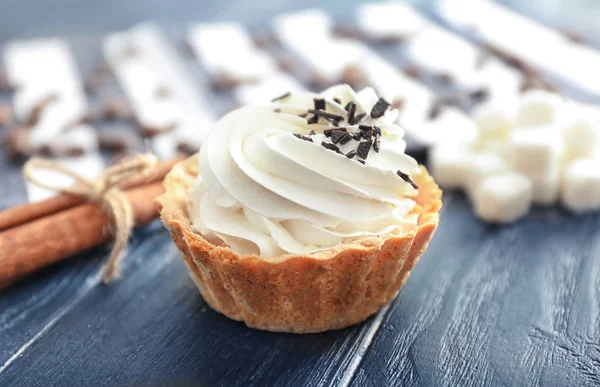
xmin=189 ymin=85 xmax=421 ymax=259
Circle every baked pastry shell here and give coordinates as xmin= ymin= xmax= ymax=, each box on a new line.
xmin=156 ymin=154 xmax=442 ymax=333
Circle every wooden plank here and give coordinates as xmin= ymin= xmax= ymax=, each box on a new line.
xmin=349 ymin=196 xmax=600 ymax=386
xmin=0 ymin=227 xmax=407 ymax=387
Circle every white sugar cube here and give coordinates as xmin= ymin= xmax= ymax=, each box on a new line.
xmin=465 ymin=152 xmax=510 ymax=194
xmin=561 ymin=158 xmax=600 ymax=213
xmin=472 ymin=103 xmax=512 ymax=140
xmin=516 ymin=90 xmax=561 ymax=127
xmin=530 ymin=164 xmax=560 ymax=205
xmin=561 ymin=117 xmax=598 ymax=160
xmin=510 ymin=127 xmax=562 ymax=176
xmin=478 ymin=140 xmax=516 ymax=168
xmin=428 ymin=143 xmax=475 ymax=189
xmin=472 ymin=172 xmax=533 ymax=224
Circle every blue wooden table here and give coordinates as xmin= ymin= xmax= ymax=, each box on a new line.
xmin=1 ymin=1 xmax=600 ymax=386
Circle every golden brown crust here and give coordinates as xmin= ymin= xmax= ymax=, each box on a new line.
xmin=156 ymin=155 xmax=442 ymax=333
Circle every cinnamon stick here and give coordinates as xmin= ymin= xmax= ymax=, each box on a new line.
xmin=0 ymin=181 xmax=164 ymax=290
xmin=0 ymin=156 xmax=183 ymax=232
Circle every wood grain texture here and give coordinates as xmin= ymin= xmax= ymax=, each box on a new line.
xmin=1 ymin=2 xmax=600 ymax=386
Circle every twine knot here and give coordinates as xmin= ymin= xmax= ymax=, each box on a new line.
xmin=23 ymin=153 xmax=159 ymax=283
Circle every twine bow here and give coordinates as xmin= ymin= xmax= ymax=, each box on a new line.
xmin=23 ymin=153 xmax=159 ymax=283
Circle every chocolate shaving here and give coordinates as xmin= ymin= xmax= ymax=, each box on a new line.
xmin=307 ymin=114 xmax=319 ymax=125
xmin=307 ymin=109 xmax=344 ymax=123
xmin=176 ymin=142 xmax=198 ymax=156
xmin=403 ymin=64 xmax=421 ymax=80
xmin=357 ymin=140 xmax=372 ymax=160
xmin=0 ymin=71 xmax=14 ymax=93
xmin=345 ymin=149 xmax=356 ymax=159
xmin=28 ymin=94 xmax=59 ymax=125
xmin=321 ymin=141 xmax=342 ymax=154
xmin=101 ymin=98 xmax=133 ymax=121
xmin=309 ymin=130 xmax=316 ymax=135
xmin=373 ymin=126 xmax=381 ymax=153
xmin=338 ymin=132 xmax=352 ymax=145
xmin=298 ymin=113 xmax=308 ymax=118
xmin=348 ymin=112 xmax=366 ymax=125
xmin=345 ymin=101 xmax=357 ymax=123
xmin=271 ymin=91 xmax=291 ymax=102
xmin=397 ymin=170 xmax=418 ymax=189
xmin=330 ymin=130 xmax=346 ymax=144
xmin=0 ymin=103 xmax=14 ymax=126
xmin=391 ymin=98 xmax=405 ymax=111
xmin=428 ymin=102 xmax=444 ymax=120
xmin=294 ymin=133 xmax=314 ymax=142
xmin=469 ymin=88 xmax=489 ymax=102
xmin=211 ymin=74 xmax=238 ymax=90
xmin=357 ymin=159 xmax=366 ymax=165
xmin=370 ymin=98 xmax=390 ymax=118
xmin=324 ymin=127 xmax=347 ymax=137
xmin=351 ymin=132 xmax=362 ymax=141
xmin=562 ymin=29 xmax=585 ymax=44
xmin=314 ymin=98 xmax=326 ymax=110
xmin=98 ymin=127 xmax=141 ymax=152
xmin=274 ymin=108 xmax=281 ymax=113
xmin=358 ymin=125 xmax=373 ymax=131
xmin=333 ymin=97 xmax=341 ymax=104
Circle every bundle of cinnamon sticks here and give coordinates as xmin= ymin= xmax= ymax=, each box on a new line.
xmin=0 ymin=156 xmax=183 ymax=290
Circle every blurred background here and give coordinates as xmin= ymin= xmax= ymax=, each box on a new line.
xmin=0 ymin=0 xmax=598 ymax=40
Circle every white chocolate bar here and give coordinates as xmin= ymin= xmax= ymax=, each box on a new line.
xmin=104 ymin=23 xmax=214 ymax=158
xmin=3 ymin=39 xmax=88 ymax=144
xmin=272 ymin=10 xmax=365 ymax=82
xmin=356 ymin=1 xmax=426 ymax=40
xmin=437 ymin=0 xmax=600 ymax=97
xmin=187 ymin=22 xmax=276 ymax=82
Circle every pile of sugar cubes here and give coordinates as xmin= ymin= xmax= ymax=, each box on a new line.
xmin=429 ymin=90 xmax=600 ymax=223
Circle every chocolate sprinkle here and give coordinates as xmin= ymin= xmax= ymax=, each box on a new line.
xmin=314 ymin=98 xmax=326 ymax=110
xmin=308 ymin=109 xmax=344 ymax=123
xmin=345 ymin=149 xmax=356 ymax=159
xmin=428 ymin=103 xmax=444 ymax=120
xmin=370 ymin=98 xmax=391 ymax=118
xmin=307 ymin=114 xmax=319 ymax=125
xmin=397 ymin=170 xmax=418 ymax=189
xmin=324 ymin=127 xmax=347 ymax=137
xmin=330 ymin=130 xmax=346 ymax=144
xmin=357 ymin=140 xmax=372 ymax=160
xmin=294 ymin=133 xmax=313 ymax=142
xmin=271 ymin=91 xmax=290 ymax=102
xmin=348 ymin=112 xmax=366 ymax=125
xmin=321 ymin=141 xmax=342 ymax=154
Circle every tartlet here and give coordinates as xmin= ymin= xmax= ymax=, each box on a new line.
xmin=157 ymin=155 xmax=440 ymax=333
xmin=157 ymin=85 xmax=442 ymax=333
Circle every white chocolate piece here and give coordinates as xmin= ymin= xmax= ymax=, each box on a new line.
xmin=472 ymin=172 xmax=533 ymax=224
xmin=473 ymin=103 xmax=512 ymax=140
xmin=510 ymin=127 xmax=562 ymax=176
xmin=428 ymin=143 xmax=476 ymax=189
xmin=406 ymin=26 xmax=479 ymax=81
xmin=561 ymin=117 xmax=598 ymax=160
xmin=188 ymin=23 xmax=276 ymax=82
xmin=561 ymin=158 xmax=600 ymax=213
xmin=3 ymin=39 xmax=89 ymax=142
xmin=25 ymin=153 xmax=104 ymax=202
xmin=515 ymin=90 xmax=561 ymax=127
xmin=104 ymin=23 xmax=214 ymax=158
xmin=437 ymin=0 xmax=600 ymax=97
xmin=234 ymin=73 xmax=305 ymax=105
xmin=357 ymin=1 xmax=427 ymax=40
xmin=465 ymin=152 xmax=510 ymax=195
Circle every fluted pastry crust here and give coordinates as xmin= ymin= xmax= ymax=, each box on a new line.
xmin=156 ymin=155 xmax=442 ymax=333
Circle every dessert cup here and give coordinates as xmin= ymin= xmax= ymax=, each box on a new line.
xmin=156 ymin=154 xmax=441 ymax=333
